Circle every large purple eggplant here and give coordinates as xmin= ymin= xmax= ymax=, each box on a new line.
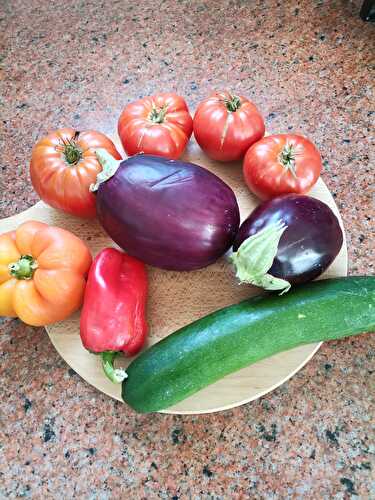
xmin=92 ymin=150 xmax=240 ymax=271
xmin=231 ymin=194 xmax=343 ymax=293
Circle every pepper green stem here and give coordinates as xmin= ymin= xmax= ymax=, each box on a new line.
xmin=101 ymin=352 xmax=128 ymax=384
xmin=149 ymin=104 xmax=168 ymax=123
xmin=224 ymin=94 xmax=241 ymax=112
xmin=230 ymin=221 xmax=291 ymax=294
xmin=8 ymin=255 xmax=38 ymax=280
xmin=279 ymin=143 xmax=297 ymax=178
xmin=90 ymin=149 xmax=122 ymax=192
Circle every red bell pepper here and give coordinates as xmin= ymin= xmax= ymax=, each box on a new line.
xmin=80 ymin=248 xmax=148 ymax=383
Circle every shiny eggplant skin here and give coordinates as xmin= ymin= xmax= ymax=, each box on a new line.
xmin=96 ymin=155 xmax=240 ymax=271
xmin=233 ymin=194 xmax=343 ymax=285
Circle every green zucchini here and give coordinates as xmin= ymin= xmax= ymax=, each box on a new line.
xmin=122 ymin=277 xmax=375 ymax=413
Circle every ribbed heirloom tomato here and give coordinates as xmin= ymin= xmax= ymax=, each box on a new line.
xmin=0 ymin=221 xmax=92 ymax=326
xmin=243 ymin=134 xmax=322 ymax=200
xmin=118 ymin=93 xmax=193 ymax=159
xmin=193 ymin=91 xmax=265 ymax=162
xmin=30 ymin=128 xmax=121 ymax=218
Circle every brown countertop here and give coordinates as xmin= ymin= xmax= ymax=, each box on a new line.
xmin=1 ymin=0 xmax=374 ymax=497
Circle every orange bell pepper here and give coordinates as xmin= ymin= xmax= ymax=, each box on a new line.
xmin=0 ymin=221 xmax=92 ymax=326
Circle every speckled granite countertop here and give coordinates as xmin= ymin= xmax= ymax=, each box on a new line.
xmin=1 ymin=0 xmax=374 ymax=497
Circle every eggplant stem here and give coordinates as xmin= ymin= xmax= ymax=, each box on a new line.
xmin=230 ymin=221 xmax=291 ymax=294
xmin=91 ymin=149 xmax=122 ymax=191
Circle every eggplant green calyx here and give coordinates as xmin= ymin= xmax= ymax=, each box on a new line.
xmin=9 ymin=255 xmax=38 ymax=280
xmin=101 ymin=351 xmax=128 ymax=384
xmin=279 ymin=143 xmax=297 ymax=178
xmin=91 ymin=149 xmax=122 ymax=192
xmin=224 ymin=94 xmax=241 ymax=112
xmin=230 ymin=221 xmax=291 ymax=294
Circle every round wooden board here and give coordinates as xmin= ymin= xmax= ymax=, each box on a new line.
xmin=1 ymin=142 xmax=347 ymax=414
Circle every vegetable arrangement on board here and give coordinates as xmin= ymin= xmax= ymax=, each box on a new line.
xmin=1 ymin=89 xmax=373 ymax=414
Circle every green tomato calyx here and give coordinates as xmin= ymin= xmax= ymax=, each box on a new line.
xmin=224 ymin=94 xmax=241 ymax=112
xmin=279 ymin=143 xmax=298 ymax=178
xmin=149 ymin=105 xmax=168 ymax=124
xmin=59 ymin=131 xmax=83 ymax=165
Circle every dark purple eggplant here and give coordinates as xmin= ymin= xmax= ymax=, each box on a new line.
xmin=92 ymin=150 xmax=240 ymax=271
xmin=231 ymin=194 xmax=343 ymax=293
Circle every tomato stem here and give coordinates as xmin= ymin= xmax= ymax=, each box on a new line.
xmin=8 ymin=255 xmax=38 ymax=280
xmin=224 ymin=95 xmax=241 ymax=112
xmin=149 ymin=105 xmax=168 ymax=124
xmin=279 ymin=143 xmax=297 ymax=178
xmin=57 ymin=132 xmax=82 ymax=165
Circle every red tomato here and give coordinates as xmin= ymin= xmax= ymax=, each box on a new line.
xmin=193 ymin=91 xmax=265 ymax=162
xmin=243 ymin=134 xmax=322 ymax=200
xmin=30 ymin=128 xmax=121 ymax=218
xmin=118 ymin=93 xmax=193 ymax=160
